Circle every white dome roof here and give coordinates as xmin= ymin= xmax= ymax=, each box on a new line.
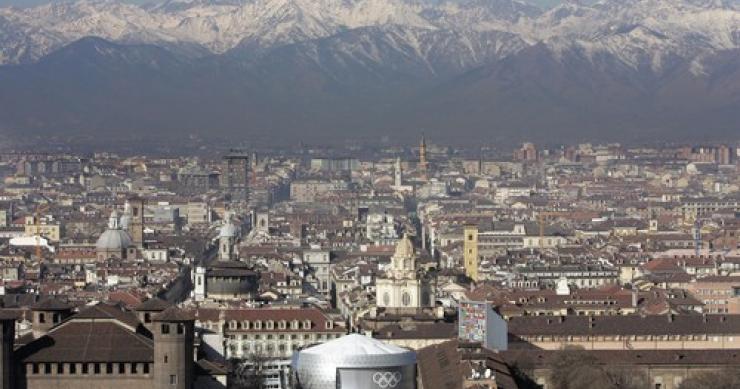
xmin=301 ymin=334 xmax=410 ymax=357
xmin=96 ymin=229 xmax=133 ymax=250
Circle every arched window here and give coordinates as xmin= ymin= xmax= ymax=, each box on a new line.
xmin=402 ymin=292 xmax=411 ymax=306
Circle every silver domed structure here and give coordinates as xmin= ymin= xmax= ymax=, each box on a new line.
xmin=96 ymin=210 xmax=136 ymax=261
xmin=292 ymin=334 xmax=416 ymax=389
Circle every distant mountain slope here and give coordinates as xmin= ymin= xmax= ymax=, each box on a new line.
xmin=0 ymin=0 xmax=739 ymax=142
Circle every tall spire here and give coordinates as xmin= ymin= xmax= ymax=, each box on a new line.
xmin=394 ymin=157 xmax=402 ymax=187
xmin=419 ymin=133 xmax=428 ymax=179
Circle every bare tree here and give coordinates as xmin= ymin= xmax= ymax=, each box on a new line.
xmin=679 ymin=369 xmax=740 ymax=389
xmin=548 ymin=347 xmax=647 ymax=389
xmin=229 ymin=350 xmax=271 ymax=389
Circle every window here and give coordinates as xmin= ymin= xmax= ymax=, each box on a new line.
xmin=57 ymin=363 xmax=63 ymax=374
xmin=106 ymin=363 xmax=113 ymax=374
xmin=32 ymin=364 xmax=39 ymax=374
xmin=118 ymin=363 xmax=125 ymax=374
xmin=94 ymin=364 xmax=101 ymax=374
xmin=70 ymin=363 xmax=77 ymax=374
xmin=39 ymin=313 xmax=46 ymax=323
xmin=164 ymin=355 xmax=169 ymax=364
xmin=170 ymin=374 xmax=178 ymax=385
xmin=143 ymin=363 xmax=150 ymax=374
xmin=131 ymin=363 xmax=138 ymax=374
xmin=161 ymin=324 xmax=170 ymax=334
xmin=177 ymin=324 xmax=184 ymax=334
xmin=82 ymin=364 xmax=89 ymax=374
xmin=144 ymin=313 xmax=151 ymax=323
xmin=44 ymin=363 xmax=51 ymax=374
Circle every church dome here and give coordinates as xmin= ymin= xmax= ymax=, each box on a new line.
xmin=96 ymin=229 xmax=133 ymax=250
xmin=96 ymin=210 xmax=133 ymax=250
xmin=393 ymin=234 xmax=414 ymax=258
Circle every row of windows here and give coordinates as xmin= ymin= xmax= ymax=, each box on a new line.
xmin=227 ymin=333 xmax=337 ymax=341
xmin=27 ymin=362 xmax=150 ymax=375
xmin=221 ymin=319 xmax=330 ymax=331
xmin=227 ymin=333 xmax=342 ymax=345
xmin=161 ymin=323 xmax=186 ymax=335
xmin=528 ymin=334 xmax=727 ymax=342
xmin=229 ymin=343 xmax=297 ymax=354
xmin=695 ymin=289 xmax=734 ymax=296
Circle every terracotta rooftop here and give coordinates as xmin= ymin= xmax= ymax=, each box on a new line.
xmin=30 ymin=297 xmax=74 ymax=312
xmin=134 ymin=297 xmax=172 ymax=312
xmin=509 ymin=314 xmax=740 ymax=336
xmin=153 ymin=306 xmax=195 ymax=322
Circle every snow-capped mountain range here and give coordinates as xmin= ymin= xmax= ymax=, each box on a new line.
xmin=1 ymin=0 xmax=739 ymax=142
xmin=1 ymin=0 xmax=739 ymax=72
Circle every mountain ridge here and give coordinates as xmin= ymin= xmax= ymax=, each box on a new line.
xmin=0 ymin=0 xmax=739 ymax=143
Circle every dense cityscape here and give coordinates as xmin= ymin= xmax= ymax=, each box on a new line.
xmin=0 ymin=139 xmax=738 ymax=388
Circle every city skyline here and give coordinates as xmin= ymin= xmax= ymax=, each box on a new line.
xmin=0 ymin=0 xmax=739 ymax=388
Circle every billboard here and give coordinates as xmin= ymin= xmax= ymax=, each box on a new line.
xmin=337 ymin=366 xmax=416 ymax=389
xmin=458 ymin=300 xmax=508 ymax=351
xmin=458 ymin=300 xmax=488 ymax=343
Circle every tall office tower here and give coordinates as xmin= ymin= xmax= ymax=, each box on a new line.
xmin=718 ymin=144 xmax=734 ymax=165
xmin=222 ymin=150 xmax=250 ymax=203
xmin=514 ymin=142 xmax=538 ymax=161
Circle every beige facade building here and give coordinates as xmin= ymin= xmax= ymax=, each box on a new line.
xmin=686 ymin=276 xmax=740 ymax=314
xmin=509 ymin=314 xmax=740 ymax=351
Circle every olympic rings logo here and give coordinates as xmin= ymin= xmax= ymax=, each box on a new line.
xmin=372 ymin=371 xmax=402 ymax=388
